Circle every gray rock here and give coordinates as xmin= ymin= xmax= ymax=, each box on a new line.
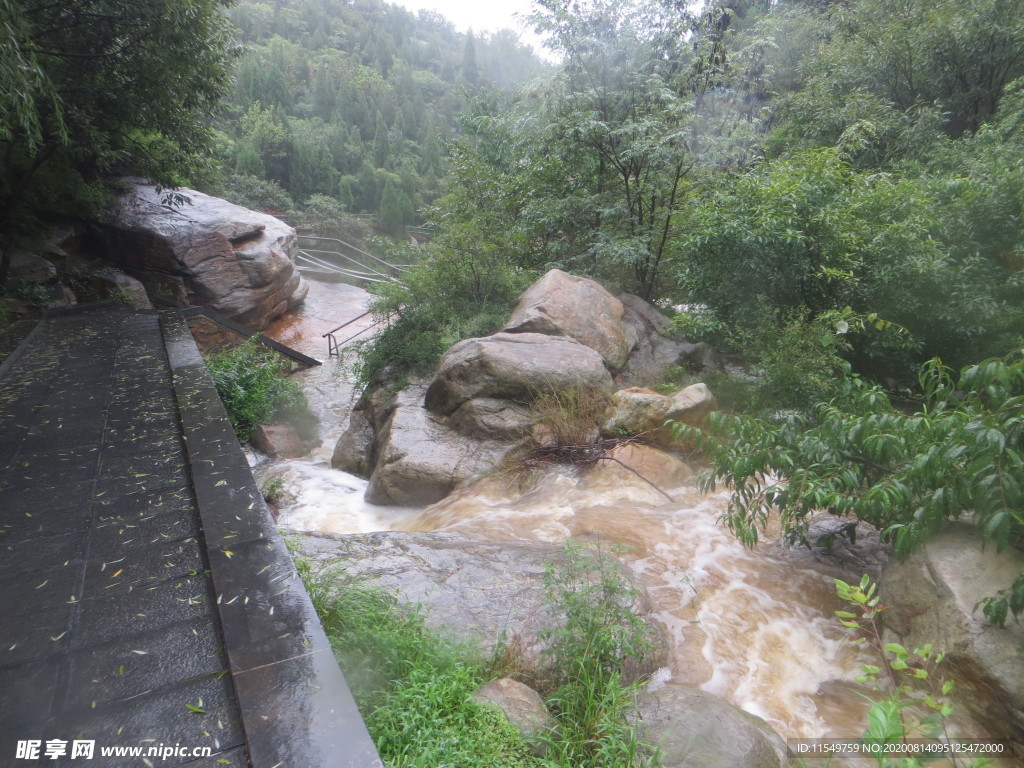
xmin=250 ymin=423 xmax=314 ymax=459
xmin=600 ymin=384 xmax=716 ymax=446
xmin=799 ymin=513 xmax=890 ymax=581
xmin=636 ymin=685 xmax=786 ymax=768
xmin=103 ymin=178 xmax=307 ymax=329
xmin=366 ymin=387 xmax=514 ymax=506
xmin=617 ymin=294 xmax=720 ymax=386
xmin=449 ymin=397 xmax=538 ymax=440
xmin=9 ymin=250 xmax=57 ymax=283
xmin=289 ymin=530 xmax=668 ymax=679
xmin=425 ymin=332 xmax=614 ymax=418
xmin=331 ymin=409 xmax=376 ymax=478
xmin=472 ymin=679 xmax=558 ymax=756
xmin=505 ymin=269 xmax=629 ymax=370
xmin=880 ymin=523 xmax=1024 ymax=742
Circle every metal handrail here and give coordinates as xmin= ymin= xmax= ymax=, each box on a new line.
xmin=298 ymin=248 xmax=399 ymax=283
xmin=298 ymin=236 xmax=410 ymax=273
xmin=321 ymin=310 xmax=394 ymax=357
xmin=295 ymin=252 xmax=391 ymax=283
xmin=323 ymin=309 xmax=373 ymax=357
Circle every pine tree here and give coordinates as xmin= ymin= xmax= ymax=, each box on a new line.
xmin=379 ymin=176 xmax=412 ymax=234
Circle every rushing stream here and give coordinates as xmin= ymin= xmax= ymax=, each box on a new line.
xmin=259 ymin=278 xmax=988 ymax=759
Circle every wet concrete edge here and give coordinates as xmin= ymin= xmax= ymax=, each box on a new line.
xmin=160 ymin=311 xmax=382 ymax=768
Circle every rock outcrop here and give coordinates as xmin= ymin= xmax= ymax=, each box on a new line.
xmin=334 ymin=270 xmax=720 ymax=507
xmin=103 ymin=179 xmax=307 ymax=329
xmin=635 ymin=685 xmax=786 ymax=768
xmin=289 ymin=530 xmax=668 ymax=679
xmin=880 ymin=524 xmax=1024 ymax=742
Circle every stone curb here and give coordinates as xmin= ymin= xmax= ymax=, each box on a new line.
xmin=161 ymin=311 xmax=381 ymax=768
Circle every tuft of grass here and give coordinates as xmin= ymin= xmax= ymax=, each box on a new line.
xmin=530 ymin=386 xmax=610 ymax=449
xmin=538 ymin=542 xmax=657 ymax=767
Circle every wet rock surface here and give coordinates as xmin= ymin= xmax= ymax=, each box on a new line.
xmin=365 ymin=386 xmax=515 ymax=506
xmin=425 ymin=332 xmax=614 ymax=418
xmin=617 ymin=293 xmax=720 ymax=386
xmin=504 ymin=268 xmax=629 ymax=370
xmin=635 ymin=684 xmax=786 ymax=768
xmin=288 ymin=529 xmax=668 ymax=678
xmin=600 ymin=383 xmax=717 ymax=445
xmin=103 ymin=179 xmax=307 ymax=329
xmin=798 ymin=513 xmax=891 ymax=581
xmin=880 ymin=523 xmax=1024 ymax=742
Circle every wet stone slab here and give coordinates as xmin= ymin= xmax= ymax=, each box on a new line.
xmin=0 ymin=307 xmax=378 ymax=768
xmin=0 ymin=308 xmax=245 ymax=767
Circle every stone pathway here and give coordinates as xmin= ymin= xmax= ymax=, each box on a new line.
xmin=0 ymin=305 xmax=379 ymax=767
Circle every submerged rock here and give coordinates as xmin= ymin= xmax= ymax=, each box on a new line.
xmin=635 ymin=685 xmax=786 ymax=768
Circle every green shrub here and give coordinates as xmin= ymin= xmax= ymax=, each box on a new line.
xmin=205 ymin=337 xmax=306 ymax=442
xmin=353 ymin=246 xmax=531 ymax=387
xmin=675 ymin=353 xmax=1024 ymax=625
xmin=834 ymin=576 xmax=988 ymax=768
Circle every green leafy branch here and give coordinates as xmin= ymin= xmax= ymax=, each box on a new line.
xmin=673 ymin=352 xmax=1024 ymax=625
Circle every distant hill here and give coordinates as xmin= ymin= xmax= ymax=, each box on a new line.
xmin=213 ymin=0 xmax=547 ymax=223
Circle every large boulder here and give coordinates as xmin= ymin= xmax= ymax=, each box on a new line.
xmin=8 ymin=250 xmax=57 ymax=283
xmin=103 ymin=178 xmax=307 ymax=329
xmin=880 ymin=524 xmax=1024 ymax=742
xmin=504 ymin=269 xmax=629 ymax=370
xmin=425 ymin=332 xmax=614 ymax=418
xmin=635 ymin=685 xmax=786 ymax=768
xmin=366 ymin=386 xmax=515 ymax=506
xmin=288 ymin=530 xmax=668 ymax=679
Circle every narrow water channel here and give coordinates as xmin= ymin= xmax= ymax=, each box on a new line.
xmin=260 ymin=279 xmax=987 ymax=758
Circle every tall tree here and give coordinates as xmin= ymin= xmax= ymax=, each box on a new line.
xmin=521 ymin=0 xmax=703 ymax=298
xmin=461 ymin=31 xmax=479 ymax=86
xmin=0 ymin=0 xmax=237 ymax=286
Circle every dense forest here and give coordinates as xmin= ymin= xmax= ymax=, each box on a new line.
xmin=210 ymin=0 xmax=546 ymax=230
xmin=2 ymin=0 xmax=1023 ymax=621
